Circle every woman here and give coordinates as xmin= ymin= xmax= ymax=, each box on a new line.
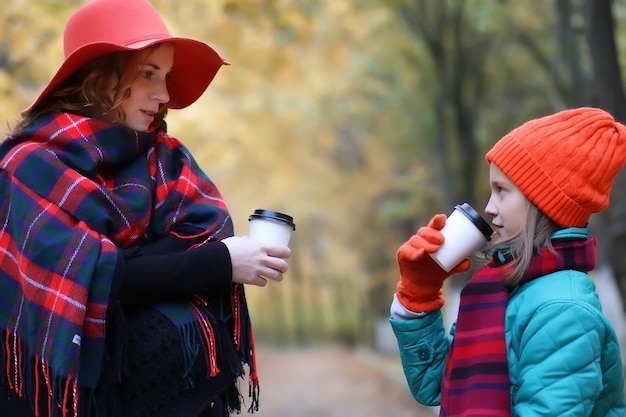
xmin=390 ymin=107 xmax=625 ymax=416
xmin=0 ymin=0 xmax=290 ymax=416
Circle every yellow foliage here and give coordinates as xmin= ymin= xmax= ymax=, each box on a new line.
xmin=0 ymin=0 xmax=407 ymax=343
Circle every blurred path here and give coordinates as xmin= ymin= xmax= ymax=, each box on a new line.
xmin=247 ymin=346 xmax=437 ymax=417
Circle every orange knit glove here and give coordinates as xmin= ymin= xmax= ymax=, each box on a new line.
xmin=395 ymin=214 xmax=472 ymax=312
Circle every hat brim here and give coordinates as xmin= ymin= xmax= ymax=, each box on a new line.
xmin=24 ymin=37 xmax=229 ymax=114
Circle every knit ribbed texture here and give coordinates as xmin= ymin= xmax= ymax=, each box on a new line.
xmin=486 ymin=107 xmax=626 ymax=227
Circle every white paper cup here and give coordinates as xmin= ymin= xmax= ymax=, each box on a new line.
xmin=429 ymin=203 xmax=493 ymax=272
xmin=248 ymin=209 xmax=296 ymax=246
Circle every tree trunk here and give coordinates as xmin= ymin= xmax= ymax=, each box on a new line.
xmin=583 ymin=0 xmax=626 ymax=310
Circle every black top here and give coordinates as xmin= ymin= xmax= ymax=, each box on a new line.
xmin=118 ymin=235 xmax=232 ymax=308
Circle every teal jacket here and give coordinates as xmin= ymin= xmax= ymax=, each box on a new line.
xmin=390 ymin=230 xmax=625 ymax=416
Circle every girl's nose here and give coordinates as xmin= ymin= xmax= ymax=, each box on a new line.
xmin=484 ymin=196 xmax=496 ymax=217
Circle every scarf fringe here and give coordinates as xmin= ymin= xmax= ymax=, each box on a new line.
xmin=193 ymin=284 xmax=260 ymax=414
xmin=188 ymin=303 xmax=220 ymax=378
xmin=231 ymin=284 xmax=260 ymax=413
xmin=1 ymin=330 xmax=93 ymax=417
xmin=158 ymin=284 xmax=258 ymax=415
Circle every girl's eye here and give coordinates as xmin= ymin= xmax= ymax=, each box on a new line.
xmin=492 ymin=185 xmax=504 ymax=194
xmin=142 ymin=70 xmax=154 ymax=79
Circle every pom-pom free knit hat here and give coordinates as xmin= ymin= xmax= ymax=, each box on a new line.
xmin=24 ymin=0 xmax=228 ymax=113
xmin=485 ymin=107 xmax=626 ymax=228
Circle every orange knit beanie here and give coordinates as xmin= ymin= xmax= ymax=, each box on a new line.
xmin=485 ymin=107 xmax=626 ymax=227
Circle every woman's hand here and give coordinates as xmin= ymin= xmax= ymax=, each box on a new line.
xmin=221 ymin=236 xmax=291 ymax=287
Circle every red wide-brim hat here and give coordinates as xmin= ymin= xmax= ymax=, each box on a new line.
xmin=24 ymin=0 xmax=229 ymax=114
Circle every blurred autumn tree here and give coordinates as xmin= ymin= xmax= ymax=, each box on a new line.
xmin=1 ymin=0 xmax=626 ymax=347
xmin=584 ymin=0 xmax=626 ymax=308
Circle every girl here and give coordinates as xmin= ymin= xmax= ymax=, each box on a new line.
xmin=0 ymin=0 xmax=290 ymax=416
xmin=390 ymin=107 xmax=625 ymax=416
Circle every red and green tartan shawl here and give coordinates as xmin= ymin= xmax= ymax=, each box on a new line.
xmin=439 ymin=236 xmax=597 ymax=417
xmin=0 ymin=113 xmax=253 ymax=416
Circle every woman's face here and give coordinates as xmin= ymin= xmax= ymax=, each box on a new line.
xmin=119 ymin=43 xmax=174 ymax=132
xmin=484 ymin=163 xmax=529 ymax=240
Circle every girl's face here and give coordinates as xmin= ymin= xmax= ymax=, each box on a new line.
xmin=485 ymin=163 xmax=529 ymax=240
xmin=119 ymin=43 xmax=174 ymax=132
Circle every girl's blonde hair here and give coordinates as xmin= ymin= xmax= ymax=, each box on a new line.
xmin=13 ymin=44 xmax=169 ymax=133
xmin=484 ymin=202 xmax=561 ymax=287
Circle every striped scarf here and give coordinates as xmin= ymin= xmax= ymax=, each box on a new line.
xmin=439 ymin=236 xmax=597 ymax=416
xmin=0 ymin=113 xmax=257 ymax=416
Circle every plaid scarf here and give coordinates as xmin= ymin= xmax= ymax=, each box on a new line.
xmin=0 ymin=113 xmax=257 ymax=416
xmin=439 ymin=236 xmax=597 ymax=417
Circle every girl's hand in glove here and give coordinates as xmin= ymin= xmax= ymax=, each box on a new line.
xmin=395 ymin=214 xmax=471 ymax=312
